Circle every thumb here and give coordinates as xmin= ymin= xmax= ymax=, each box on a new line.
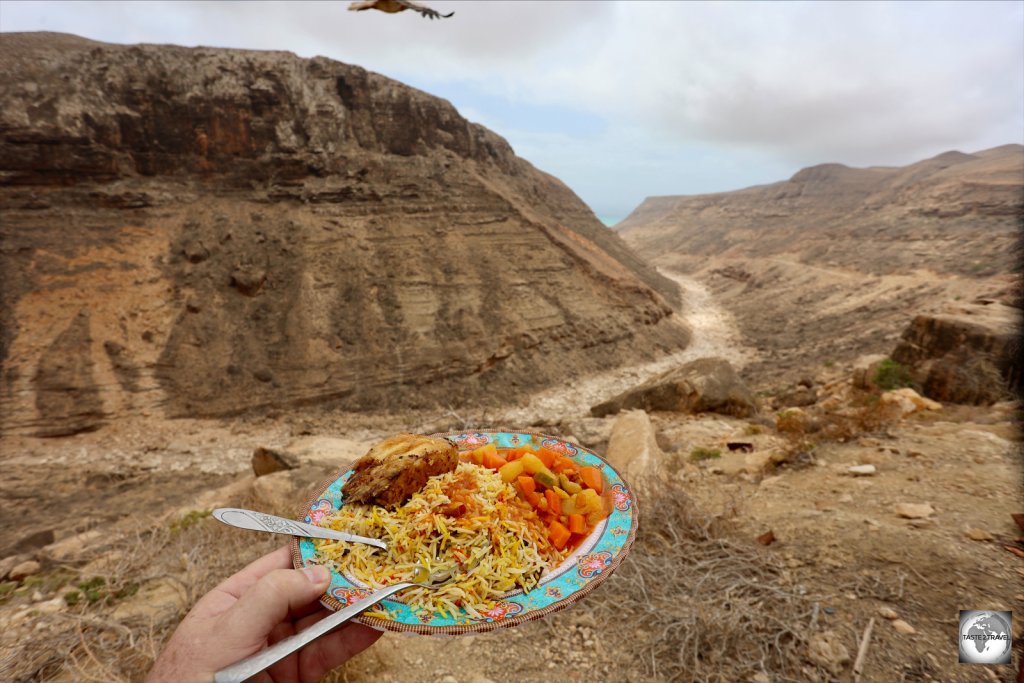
xmin=218 ymin=565 xmax=331 ymax=651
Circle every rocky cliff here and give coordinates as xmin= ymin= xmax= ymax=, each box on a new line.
xmin=0 ymin=32 xmax=689 ymax=436
xmin=618 ymin=145 xmax=1023 ymax=277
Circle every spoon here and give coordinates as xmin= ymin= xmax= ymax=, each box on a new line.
xmin=213 ymin=562 xmax=473 ymax=683
xmin=212 ymin=508 xmax=388 ymax=551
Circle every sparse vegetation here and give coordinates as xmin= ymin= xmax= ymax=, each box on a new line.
xmin=169 ymin=508 xmax=212 ymax=534
xmin=588 ymin=486 xmax=823 ymax=681
xmin=689 ymin=446 xmax=721 ymax=461
xmin=872 ymin=358 xmax=912 ymax=390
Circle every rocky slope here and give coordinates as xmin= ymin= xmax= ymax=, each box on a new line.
xmin=617 ymin=146 xmax=1022 ymax=389
xmin=618 ymin=145 xmax=1023 ymax=277
xmin=0 ymin=32 xmax=689 ymax=436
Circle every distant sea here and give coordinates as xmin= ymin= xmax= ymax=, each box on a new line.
xmin=599 ymin=216 xmax=624 ymax=228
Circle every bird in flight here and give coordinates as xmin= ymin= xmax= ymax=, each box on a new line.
xmin=348 ymin=0 xmax=454 ymax=20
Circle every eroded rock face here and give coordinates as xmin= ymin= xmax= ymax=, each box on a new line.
xmin=591 ymin=357 xmax=757 ymax=418
xmin=0 ymin=33 xmax=690 ymax=434
xmin=890 ymin=307 xmax=1020 ymax=405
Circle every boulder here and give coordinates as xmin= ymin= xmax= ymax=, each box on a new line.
xmin=852 ymin=354 xmax=888 ymax=390
xmin=890 ymin=307 xmax=1019 ymax=404
xmin=8 ymin=560 xmax=41 ymax=582
xmin=604 ymin=410 xmax=665 ymax=493
xmin=252 ymin=446 xmax=299 ymax=477
xmin=591 ymin=357 xmax=757 ymax=418
xmin=878 ymin=388 xmax=942 ymax=417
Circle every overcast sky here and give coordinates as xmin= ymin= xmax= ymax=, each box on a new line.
xmin=2 ymin=1 xmax=1022 ymax=222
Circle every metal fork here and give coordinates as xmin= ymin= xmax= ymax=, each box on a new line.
xmin=213 ymin=552 xmax=485 ymax=683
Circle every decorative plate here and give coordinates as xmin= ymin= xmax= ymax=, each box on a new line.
xmin=290 ymin=430 xmax=639 ymax=635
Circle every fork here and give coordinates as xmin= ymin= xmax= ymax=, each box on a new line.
xmin=213 ymin=552 xmax=485 ymax=683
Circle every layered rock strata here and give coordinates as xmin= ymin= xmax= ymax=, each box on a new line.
xmin=0 ymin=33 xmax=689 ymax=435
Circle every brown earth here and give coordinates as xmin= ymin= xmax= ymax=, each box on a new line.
xmin=0 ymin=32 xmax=688 ymax=438
xmin=618 ymin=145 xmax=1023 ymax=279
xmin=0 ymin=31 xmax=1021 ymax=683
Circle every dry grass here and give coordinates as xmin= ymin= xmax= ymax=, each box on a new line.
xmin=2 ymin=498 xmax=278 ymax=683
xmin=584 ymin=480 xmax=827 ymax=683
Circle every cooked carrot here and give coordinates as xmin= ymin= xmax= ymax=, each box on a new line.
xmin=482 ymin=449 xmax=508 ymax=470
xmin=551 ymin=456 xmax=573 ymax=473
xmin=517 ymin=475 xmax=536 ymax=495
xmin=524 ymin=490 xmax=543 ymax=509
xmin=548 ymin=520 xmax=572 ymax=550
xmin=544 ymin=489 xmax=562 ymax=516
xmin=579 ymin=466 xmax=603 ymax=494
xmin=535 ymin=447 xmax=558 ymax=468
xmin=568 ymin=513 xmax=586 ymax=534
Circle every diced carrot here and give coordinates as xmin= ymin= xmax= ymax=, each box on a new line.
xmin=517 ymin=475 xmax=536 ymax=495
xmin=544 ymin=489 xmax=562 ymax=516
xmin=535 ymin=447 xmax=558 ymax=468
xmin=548 ymin=520 xmax=572 ymax=550
xmin=504 ymin=447 xmax=524 ymax=461
xmin=579 ymin=466 xmax=603 ymax=494
xmin=551 ymin=456 xmax=573 ymax=473
xmin=568 ymin=513 xmax=586 ymax=534
xmin=481 ymin=449 xmax=508 ymax=470
xmin=524 ymin=490 xmax=543 ymax=510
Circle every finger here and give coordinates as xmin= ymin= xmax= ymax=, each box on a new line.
xmin=217 ymin=545 xmax=293 ymax=599
xmin=217 ymin=565 xmax=332 ymax=653
xmin=296 ymin=622 xmax=383 ymax=683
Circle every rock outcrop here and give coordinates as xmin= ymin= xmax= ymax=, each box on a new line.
xmin=591 ymin=357 xmax=757 ymax=418
xmin=890 ymin=305 xmax=1020 ymax=404
xmin=0 ymin=33 xmax=690 ymax=435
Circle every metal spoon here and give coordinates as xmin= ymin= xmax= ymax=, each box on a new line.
xmin=213 ymin=559 xmax=482 ymax=683
xmin=212 ymin=508 xmax=388 ymax=551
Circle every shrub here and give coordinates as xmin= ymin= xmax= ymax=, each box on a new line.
xmin=689 ymin=446 xmax=721 ymax=461
xmin=873 ymin=358 xmax=912 ymax=390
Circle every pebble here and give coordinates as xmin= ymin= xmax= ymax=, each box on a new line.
xmin=965 ymin=528 xmax=993 ymax=541
xmin=892 ymin=619 xmax=916 ymax=635
xmin=848 ymin=464 xmax=877 ymax=476
xmin=8 ymin=560 xmax=41 ymax=581
xmin=838 ymin=494 xmax=854 ymax=503
xmin=894 ymin=503 xmax=935 ymax=519
xmin=878 ymin=606 xmax=899 ymax=620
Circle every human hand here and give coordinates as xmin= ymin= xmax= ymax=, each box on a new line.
xmin=147 ymin=545 xmax=381 ymax=683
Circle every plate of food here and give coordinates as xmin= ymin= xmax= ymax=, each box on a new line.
xmin=290 ymin=430 xmax=638 ymax=635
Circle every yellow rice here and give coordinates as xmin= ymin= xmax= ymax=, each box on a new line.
xmin=313 ymin=462 xmax=566 ymax=619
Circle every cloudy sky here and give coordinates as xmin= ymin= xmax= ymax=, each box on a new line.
xmin=2 ymin=1 xmax=1022 ymax=223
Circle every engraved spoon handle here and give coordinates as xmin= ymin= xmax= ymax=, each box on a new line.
xmin=212 ymin=508 xmax=388 ymax=550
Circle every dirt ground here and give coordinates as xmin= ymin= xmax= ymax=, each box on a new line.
xmin=0 ymin=272 xmax=1019 ymax=683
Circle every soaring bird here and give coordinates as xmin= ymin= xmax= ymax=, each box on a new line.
xmin=348 ymin=0 xmax=454 ymax=20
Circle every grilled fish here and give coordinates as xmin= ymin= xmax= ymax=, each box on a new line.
xmin=342 ymin=433 xmax=458 ymax=508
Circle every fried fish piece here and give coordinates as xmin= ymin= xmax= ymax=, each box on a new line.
xmin=342 ymin=433 xmax=458 ymax=508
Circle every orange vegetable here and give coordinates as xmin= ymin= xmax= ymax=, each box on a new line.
xmin=524 ymin=490 xmax=543 ymax=509
xmin=482 ymin=449 xmax=508 ymax=470
xmin=579 ymin=466 xmax=603 ymax=494
xmin=548 ymin=520 xmax=572 ymax=550
xmin=544 ymin=489 xmax=562 ymax=516
xmin=503 ymin=447 xmax=525 ymax=461
xmin=517 ymin=475 xmax=536 ymax=495
xmin=568 ymin=513 xmax=586 ymax=534
xmin=551 ymin=456 xmax=573 ymax=473
xmin=535 ymin=447 xmax=558 ymax=469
